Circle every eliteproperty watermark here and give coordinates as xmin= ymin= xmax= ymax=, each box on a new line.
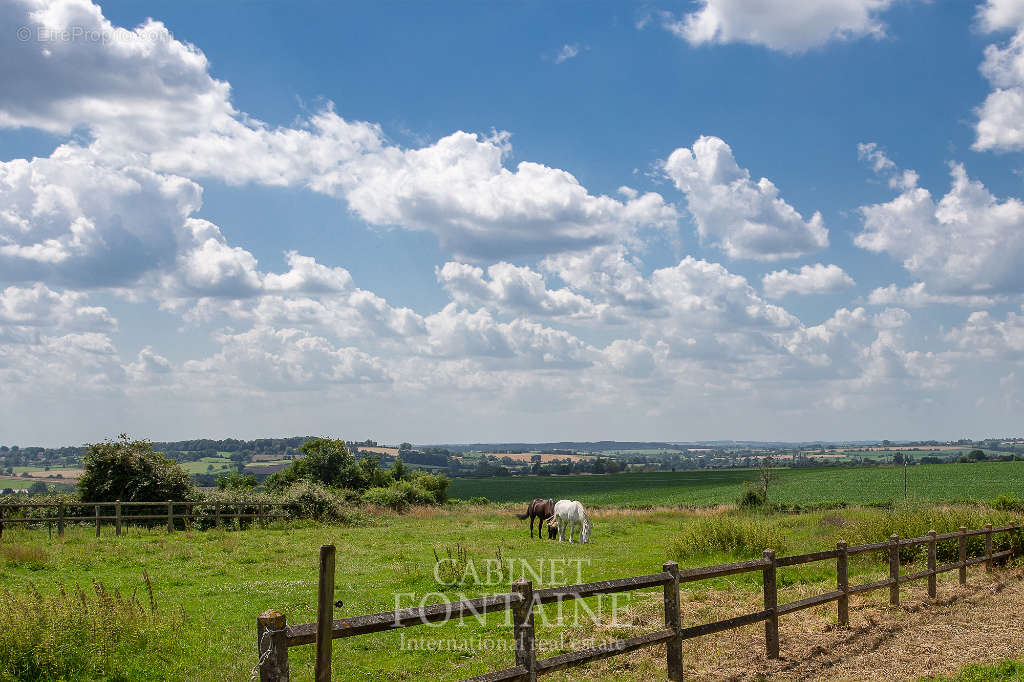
xmin=16 ymin=25 xmax=172 ymax=44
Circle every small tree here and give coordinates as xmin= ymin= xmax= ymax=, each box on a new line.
xmin=78 ymin=434 xmax=194 ymax=502
xmin=390 ymin=457 xmax=408 ymax=481
xmin=759 ymin=458 xmax=774 ymax=503
xmin=265 ymin=437 xmax=366 ymax=491
xmin=216 ymin=471 xmax=257 ymax=490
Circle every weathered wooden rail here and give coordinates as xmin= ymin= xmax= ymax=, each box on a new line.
xmin=0 ymin=500 xmax=288 ymax=538
xmin=255 ymin=522 xmax=1018 ymax=681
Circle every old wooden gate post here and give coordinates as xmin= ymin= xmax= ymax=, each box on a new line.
xmin=256 ymin=610 xmax=289 ymax=682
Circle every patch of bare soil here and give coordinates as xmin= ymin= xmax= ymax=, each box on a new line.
xmin=547 ymin=567 xmax=1024 ymax=681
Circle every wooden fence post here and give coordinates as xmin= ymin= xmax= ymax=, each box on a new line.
xmin=256 ymin=609 xmax=289 ymax=682
xmin=836 ymin=540 xmax=849 ymax=626
xmin=512 ymin=579 xmax=537 ymax=682
xmin=115 ymin=500 xmax=122 ymax=536
xmin=94 ymin=505 xmax=100 ymax=537
xmin=959 ymin=526 xmax=967 ymax=585
xmin=315 ymin=545 xmax=336 ymax=682
xmin=57 ymin=502 xmax=64 ymax=538
xmin=927 ymin=530 xmax=937 ymax=599
xmin=215 ymin=501 xmax=221 ymax=529
xmin=167 ymin=500 xmax=174 ymax=533
xmin=889 ymin=534 xmax=899 ymax=606
xmin=1011 ymin=522 xmax=1017 ymax=561
xmin=985 ymin=523 xmax=993 ymax=572
xmin=663 ymin=560 xmax=682 ymax=681
xmin=258 ymin=502 xmax=265 ymax=529
xmin=762 ymin=549 xmax=779 ymax=660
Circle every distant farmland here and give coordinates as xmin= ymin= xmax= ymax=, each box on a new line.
xmin=449 ymin=462 xmax=1024 ymax=507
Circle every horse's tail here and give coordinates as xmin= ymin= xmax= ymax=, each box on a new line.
xmin=516 ymin=505 xmax=531 ymax=519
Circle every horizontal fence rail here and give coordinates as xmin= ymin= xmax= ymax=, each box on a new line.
xmin=0 ymin=500 xmax=290 ymax=538
xmin=255 ymin=522 xmax=1019 ymax=682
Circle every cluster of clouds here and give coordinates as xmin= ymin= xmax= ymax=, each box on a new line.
xmin=2 ymin=0 xmax=1024 ymax=439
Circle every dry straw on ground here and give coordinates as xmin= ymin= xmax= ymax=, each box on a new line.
xmin=544 ymin=567 xmax=1024 ymax=681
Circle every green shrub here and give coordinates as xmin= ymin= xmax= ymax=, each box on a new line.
xmin=362 ymin=485 xmax=412 ymax=511
xmin=77 ymin=434 xmax=194 ymax=504
xmin=992 ymin=494 xmax=1024 ymax=512
xmin=215 ymin=471 xmax=256 ymax=490
xmin=362 ymin=479 xmax=438 ymax=511
xmin=409 ymin=470 xmax=449 ymax=503
xmin=279 ymin=481 xmax=364 ymax=524
xmin=737 ymin=482 xmax=766 ymax=510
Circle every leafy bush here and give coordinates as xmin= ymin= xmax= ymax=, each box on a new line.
xmin=265 ymin=438 xmax=365 ymax=492
xmin=409 ymin=470 xmax=449 ymax=503
xmin=737 ymin=482 xmax=767 ymax=510
xmin=362 ymin=485 xmax=412 ymax=511
xmin=215 ymin=471 xmax=256 ymax=490
xmin=362 ymin=480 xmax=437 ymax=511
xmin=77 ymin=435 xmax=194 ymax=503
xmin=279 ymin=481 xmax=364 ymax=524
xmin=992 ymin=494 xmax=1024 ymax=512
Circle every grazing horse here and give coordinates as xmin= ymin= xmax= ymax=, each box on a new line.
xmin=516 ymin=498 xmax=554 ymax=538
xmin=552 ymin=499 xmax=591 ymax=544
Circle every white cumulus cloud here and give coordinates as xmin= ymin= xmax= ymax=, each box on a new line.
xmin=856 ymin=160 xmax=1024 ymax=296
xmin=762 ymin=264 xmax=854 ymax=299
xmin=663 ymin=136 xmax=828 ymax=260
xmin=660 ymin=0 xmax=903 ymax=53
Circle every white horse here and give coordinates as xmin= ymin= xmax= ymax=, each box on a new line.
xmin=551 ymin=499 xmax=591 ymax=543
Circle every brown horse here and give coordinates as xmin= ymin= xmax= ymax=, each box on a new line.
xmin=516 ymin=498 xmax=554 ymax=539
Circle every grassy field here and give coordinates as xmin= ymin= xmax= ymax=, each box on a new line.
xmin=1 ymin=500 xmax=1021 ymax=681
xmin=449 ymin=462 xmax=1024 ymax=507
xmin=180 ymin=456 xmax=236 ymax=475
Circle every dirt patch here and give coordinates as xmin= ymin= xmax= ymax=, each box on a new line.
xmin=546 ymin=567 xmax=1024 ymax=680
xmin=694 ymin=570 xmax=1024 ymax=680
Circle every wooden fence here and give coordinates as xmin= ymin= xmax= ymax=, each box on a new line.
xmin=255 ymin=522 xmax=1018 ymax=682
xmin=0 ymin=500 xmax=288 ymax=538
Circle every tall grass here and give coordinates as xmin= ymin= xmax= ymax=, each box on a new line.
xmin=826 ymin=503 xmax=1022 ymax=563
xmin=0 ymin=578 xmax=186 ymax=681
xmin=670 ymin=513 xmax=789 ymax=559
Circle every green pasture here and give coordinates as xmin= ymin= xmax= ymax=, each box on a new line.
xmin=179 ymin=457 xmax=236 ymax=475
xmin=449 ymin=461 xmax=1024 ymax=507
xmin=2 ymin=500 xmax=1021 ymax=681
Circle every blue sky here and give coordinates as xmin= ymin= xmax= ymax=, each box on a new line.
xmin=3 ymin=0 xmax=1024 ymax=445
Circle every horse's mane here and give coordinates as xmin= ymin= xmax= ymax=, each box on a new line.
xmin=575 ymin=501 xmax=591 ymax=529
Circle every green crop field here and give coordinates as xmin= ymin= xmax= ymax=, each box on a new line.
xmin=449 ymin=462 xmax=1024 ymax=507
xmin=2 ymin=501 xmax=1020 ymax=681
